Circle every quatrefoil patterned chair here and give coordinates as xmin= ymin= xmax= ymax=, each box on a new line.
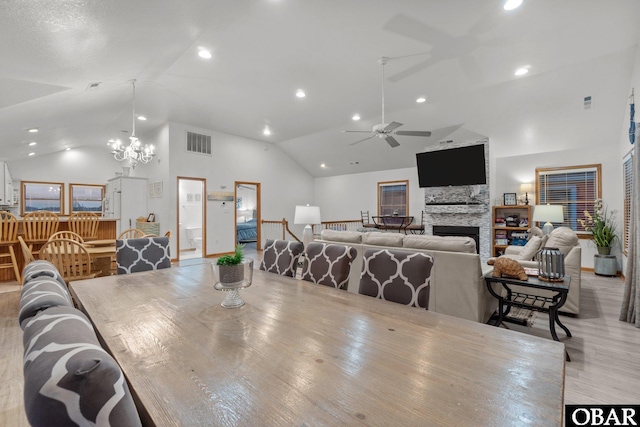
xmin=259 ymin=239 xmax=304 ymax=277
xmin=116 ymin=236 xmax=171 ymax=275
xmin=359 ymin=248 xmax=434 ymax=309
xmin=301 ymin=242 xmax=357 ymax=289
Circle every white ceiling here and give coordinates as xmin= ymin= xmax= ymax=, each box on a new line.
xmin=2 ymin=0 xmax=640 ymax=177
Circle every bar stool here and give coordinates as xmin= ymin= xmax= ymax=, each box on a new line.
xmin=22 ymin=211 xmax=60 ymax=253
xmin=0 ymin=212 xmax=22 ymax=282
xmin=68 ymin=211 xmax=100 ymax=241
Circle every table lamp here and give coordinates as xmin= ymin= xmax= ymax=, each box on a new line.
xmin=294 ymin=205 xmax=321 ymax=247
xmin=533 ymin=204 xmax=564 ymax=235
xmin=520 ymin=183 xmax=533 ymax=205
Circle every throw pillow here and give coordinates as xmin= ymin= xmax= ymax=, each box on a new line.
xmin=527 ymin=226 xmax=544 ymax=239
xmin=519 ymin=235 xmax=542 ymax=260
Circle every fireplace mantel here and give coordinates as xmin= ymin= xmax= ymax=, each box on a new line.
xmin=424 ymin=204 xmax=487 ymax=214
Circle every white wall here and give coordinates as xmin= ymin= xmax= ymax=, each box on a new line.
xmin=315 ymin=167 xmax=423 ymax=221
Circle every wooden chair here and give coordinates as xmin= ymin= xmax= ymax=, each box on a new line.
xmin=48 ymin=231 xmax=85 ymax=243
xmin=300 ymin=242 xmax=356 ymax=289
xmin=407 ymin=211 xmax=426 ymax=234
xmin=18 ymin=236 xmax=35 ymax=265
xmin=68 ymin=211 xmax=100 ymax=241
xmin=0 ymin=212 xmax=22 ymax=282
xmin=359 ymin=248 xmax=434 ymax=309
xmin=38 ymin=238 xmax=96 ymax=283
xmin=164 ymin=230 xmax=171 ymax=239
xmin=360 ymin=210 xmax=378 ymax=229
xmin=117 ymin=228 xmax=145 ymax=239
xmin=259 ymin=239 xmax=304 ymax=277
xmin=22 ymin=211 xmax=60 ymax=251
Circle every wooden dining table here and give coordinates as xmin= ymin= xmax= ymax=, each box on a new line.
xmin=69 ymin=263 xmax=566 ymax=426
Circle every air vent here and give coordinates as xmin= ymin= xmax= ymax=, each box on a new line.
xmin=186 ymin=131 xmax=212 ymax=155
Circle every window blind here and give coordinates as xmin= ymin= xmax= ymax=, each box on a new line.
xmin=623 ymin=153 xmax=633 ymax=254
xmin=536 ymin=166 xmax=600 ymax=233
xmin=378 ymin=182 xmax=408 ymax=216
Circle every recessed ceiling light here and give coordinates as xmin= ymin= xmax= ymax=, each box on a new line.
xmin=198 ymin=49 xmax=212 ymax=59
xmin=65 ymin=147 xmax=71 ymax=151
xmin=27 ymin=128 xmax=38 ymax=133
xmin=28 ymin=152 xmax=35 ymax=156
xmin=514 ymin=67 xmax=529 ymax=76
xmin=263 ymin=126 xmax=271 ymax=136
xmin=503 ymin=0 xmax=523 ymax=10
xmin=296 ymin=89 xmax=306 ymax=98
xmin=29 ymin=142 xmax=37 ymax=146
xmin=320 ymin=163 xmax=326 ymax=168
xmin=137 ymin=115 xmax=147 ymax=121
xmin=352 ymin=114 xmax=361 ymax=121
xmin=416 ymin=97 xmax=427 ymax=103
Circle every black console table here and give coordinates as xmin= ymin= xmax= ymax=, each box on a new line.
xmin=485 ymin=274 xmax=572 ymax=361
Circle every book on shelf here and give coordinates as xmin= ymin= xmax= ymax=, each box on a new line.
xmin=495 ymin=239 xmax=509 ymax=246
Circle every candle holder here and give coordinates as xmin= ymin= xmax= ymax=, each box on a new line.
xmin=537 ymin=247 xmax=564 ymax=282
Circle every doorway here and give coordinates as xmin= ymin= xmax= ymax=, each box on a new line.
xmin=235 ymin=181 xmax=261 ymax=258
xmin=177 ymin=177 xmax=206 ymax=260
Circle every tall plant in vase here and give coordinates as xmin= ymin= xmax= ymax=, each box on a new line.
xmin=578 ymin=199 xmax=617 ymax=255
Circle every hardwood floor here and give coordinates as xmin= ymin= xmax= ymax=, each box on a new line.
xmin=1 ymin=267 xmax=637 ymax=425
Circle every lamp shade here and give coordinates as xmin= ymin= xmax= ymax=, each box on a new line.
xmin=294 ymin=205 xmax=321 ymax=225
xmin=519 ymin=183 xmax=533 ymax=193
xmin=532 ymin=205 xmax=564 ymax=223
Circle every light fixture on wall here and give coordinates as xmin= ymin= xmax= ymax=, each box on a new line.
xmin=110 ymin=79 xmax=155 ymax=168
xmin=294 ymin=205 xmax=321 ymax=248
xmin=533 ymin=204 xmax=564 ymax=235
xmin=520 ymin=183 xmax=533 ymax=205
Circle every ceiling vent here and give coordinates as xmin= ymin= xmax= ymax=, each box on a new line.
xmin=186 ymin=131 xmax=212 ymax=155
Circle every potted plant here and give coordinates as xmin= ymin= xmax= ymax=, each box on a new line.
xmin=216 ymin=244 xmax=245 ymax=284
xmin=578 ymin=199 xmax=617 ymax=255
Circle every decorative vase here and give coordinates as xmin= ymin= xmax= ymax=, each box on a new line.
xmin=596 ymin=246 xmax=611 ymax=255
xmin=218 ymin=264 xmax=244 ymax=285
xmin=212 ymin=259 xmax=254 ymax=308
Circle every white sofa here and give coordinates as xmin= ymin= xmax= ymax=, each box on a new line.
xmin=317 ymin=230 xmax=497 ymax=323
xmin=498 ymin=226 xmax=582 ymax=315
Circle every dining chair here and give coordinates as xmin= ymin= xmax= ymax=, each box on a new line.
xmin=48 ymin=231 xmax=85 ymax=243
xmin=38 ymin=238 xmax=96 ymax=284
xmin=117 ymin=228 xmax=146 ymax=239
xmin=68 ymin=211 xmax=100 ymax=241
xmin=259 ymin=239 xmax=304 ymax=277
xmin=164 ymin=230 xmax=171 ymax=239
xmin=18 ymin=236 xmax=36 ymax=265
xmin=300 ymin=242 xmax=356 ymax=289
xmin=0 ymin=211 xmax=22 ymax=282
xmin=22 ymin=305 xmax=142 ymax=426
xmin=360 ymin=210 xmax=377 ymax=229
xmin=18 ymin=262 xmax=74 ymax=328
xmin=115 ymin=236 xmax=171 ymax=275
xmin=22 ymin=211 xmax=60 ymax=252
xmin=358 ymin=248 xmax=434 ymax=309
xmin=407 ymin=211 xmax=426 ymax=235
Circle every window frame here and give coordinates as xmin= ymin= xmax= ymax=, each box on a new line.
xmin=377 ymin=180 xmax=409 ymax=217
xmin=69 ymin=183 xmax=106 ymax=215
xmin=21 ymin=181 xmax=65 ymax=216
xmin=535 ymin=164 xmax=602 ymax=237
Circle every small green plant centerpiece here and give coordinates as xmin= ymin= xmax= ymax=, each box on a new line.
xmin=216 ymin=244 xmax=245 ymax=285
xmin=578 ymin=199 xmax=617 ymax=255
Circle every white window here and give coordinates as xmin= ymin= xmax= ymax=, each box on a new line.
xmin=378 ymin=180 xmax=408 ymax=216
xmin=536 ymin=165 xmax=601 ymax=234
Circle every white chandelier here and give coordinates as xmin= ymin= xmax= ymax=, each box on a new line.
xmin=110 ymin=79 xmax=155 ymax=167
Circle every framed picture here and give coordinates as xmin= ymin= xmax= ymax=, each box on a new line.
xmin=147 ymin=213 xmax=155 ymax=222
xmin=503 ymin=193 xmax=517 ymax=206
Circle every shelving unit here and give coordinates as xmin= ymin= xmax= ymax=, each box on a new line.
xmin=492 ymin=205 xmax=532 ymax=257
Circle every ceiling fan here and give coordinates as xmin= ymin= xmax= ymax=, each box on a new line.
xmin=343 ymin=56 xmax=432 ymax=148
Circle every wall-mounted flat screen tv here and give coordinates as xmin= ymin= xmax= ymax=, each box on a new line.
xmin=416 ymin=144 xmax=487 ymax=188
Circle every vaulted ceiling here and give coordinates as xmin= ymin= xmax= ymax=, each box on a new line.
xmin=2 ymin=0 xmax=640 ymax=177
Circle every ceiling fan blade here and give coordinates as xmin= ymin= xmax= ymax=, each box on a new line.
xmin=385 ymin=136 xmax=400 ymax=148
xmin=395 ymin=130 xmax=432 ymax=137
xmin=349 ymin=135 xmax=376 ymax=146
xmin=384 ymin=121 xmax=403 ymax=132
xmin=342 ymin=130 xmax=373 ymax=133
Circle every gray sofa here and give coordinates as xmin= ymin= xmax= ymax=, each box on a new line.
xmin=317 ymin=230 xmax=497 ymax=323
xmin=497 ymin=226 xmax=582 ymax=315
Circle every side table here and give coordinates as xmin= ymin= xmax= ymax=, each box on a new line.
xmin=485 ymin=274 xmax=572 ymax=361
